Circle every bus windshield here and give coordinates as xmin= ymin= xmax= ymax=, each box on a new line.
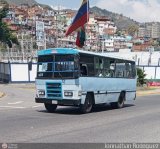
xmin=37 ymin=54 xmax=79 ymax=79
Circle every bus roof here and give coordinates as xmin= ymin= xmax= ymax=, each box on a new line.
xmin=37 ymin=48 xmax=135 ymax=62
xmin=78 ymin=49 xmax=135 ymax=62
xmin=37 ymin=48 xmax=78 ymax=55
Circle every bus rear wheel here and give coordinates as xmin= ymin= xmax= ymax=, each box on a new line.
xmin=44 ymin=103 xmax=57 ymax=113
xmin=80 ymin=94 xmax=93 ymax=114
xmin=111 ymin=92 xmax=125 ymax=109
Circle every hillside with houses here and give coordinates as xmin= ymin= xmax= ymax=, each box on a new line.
xmin=5 ymin=0 xmax=38 ymax=6
xmin=0 ymin=0 xmax=160 ymax=62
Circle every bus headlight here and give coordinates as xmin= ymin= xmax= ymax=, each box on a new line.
xmin=78 ymin=91 xmax=82 ymax=96
xmin=64 ymin=91 xmax=73 ymax=97
xmin=38 ymin=90 xmax=45 ymax=96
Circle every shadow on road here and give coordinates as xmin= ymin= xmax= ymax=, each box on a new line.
xmin=37 ymin=104 xmax=135 ymax=115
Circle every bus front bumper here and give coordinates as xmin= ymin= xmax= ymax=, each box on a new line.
xmin=35 ymin=98 xmax=81 ymax=106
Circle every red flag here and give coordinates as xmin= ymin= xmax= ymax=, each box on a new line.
xmin=65 ymin=0 xmax=89 ymax=36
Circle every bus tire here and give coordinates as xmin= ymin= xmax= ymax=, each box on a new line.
xmin=110 ymin=92 xmax=125 ymax=109
xmin=80 ymin=93 xmax=93 ymax=114
xmin=44 ymin=103 xmax=57 ymax=113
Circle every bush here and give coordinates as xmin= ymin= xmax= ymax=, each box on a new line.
xmin=137 ymin=68 xmax=147 ymax=86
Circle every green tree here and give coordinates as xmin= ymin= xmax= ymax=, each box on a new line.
xmin=116 ymin=30 xmax=122 ymax=36
xmin=127 ymin=25 xmax=138 ymax=36
xmin=0 ymin=3 xmax=19 ymax=48
xmin=137 ymin=68 xmax=147 ymax=86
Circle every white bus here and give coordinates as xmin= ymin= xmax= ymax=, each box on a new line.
xmin=35 ymin=48 xmax=137 ymax=113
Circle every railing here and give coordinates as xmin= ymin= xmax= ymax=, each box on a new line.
xmin=0 ymin=62 xmax=10 ymax=83
xmin=0 ymin=51 xmax=37 ymax=62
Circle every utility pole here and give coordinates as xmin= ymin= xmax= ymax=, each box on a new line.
xmin=55 ymin=14 xmax=58 ymax=48
xmin=148 ymin=47 xmax=154 ymax=66
xmin=44 ymin=32 xmax=46 ymax=49
xmin=96 ymin=22 xmax=100 ymax=52
xmin=21 ymin=33 xmax=25 ymax=62
xmin=55 ymin=5 xmax=60 ymax=48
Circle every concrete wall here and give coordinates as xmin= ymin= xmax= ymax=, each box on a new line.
xmin=1 ymin=62 xmax=160 ymax=83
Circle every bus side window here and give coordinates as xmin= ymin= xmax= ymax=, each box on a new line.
xmin=103 ymin=59 xmax=115 ymax=77
xmin=99 ymin=59 xmax=103 ymax=69
xmin=115 ymin=60 xmax=126 ymax=78
xmin=126 ymin=63 xmax=131 ymax=78
xmin=80 ymin=64 xmax=88 ymax=76
xmin=79 ymin=54 xmax=94 ymax=77
xmin=131 ymin=63 xmax=136 ymax=78
xmin=95 ymin=57 xmax=104 ymax=77
xmin=97 ymin=69 xmax=103 ymax=77
xmin=109 ymin=62 xmax=115 ymax=77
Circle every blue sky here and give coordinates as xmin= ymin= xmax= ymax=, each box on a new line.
xmin=37 ymin=0 xmax=160 ymax=22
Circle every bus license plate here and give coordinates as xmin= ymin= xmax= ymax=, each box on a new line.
xmin=52 ymin=100 xmax=57 ymax=104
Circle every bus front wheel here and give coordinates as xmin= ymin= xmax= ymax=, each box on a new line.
xmin=44 ymin=103 xmax=57 ymax=113
xmin=80 ymin=94 xmax=93 ymax=114
xmin=111 ymin=92 xmax=125 ymax=109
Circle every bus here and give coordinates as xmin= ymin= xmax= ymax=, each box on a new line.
xmin=35 ymin=48 xmax=137 ymax=114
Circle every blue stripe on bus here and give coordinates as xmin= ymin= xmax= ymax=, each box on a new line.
xmin=37 ymin=48 xmax=79 ymax=56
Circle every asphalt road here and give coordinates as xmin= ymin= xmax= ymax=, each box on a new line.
xmin=0 ymin=84 xmax=160 ymax=143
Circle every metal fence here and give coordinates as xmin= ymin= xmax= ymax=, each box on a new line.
xmin=0 ymin=62 xmax=10 ymax=83
xmin=138 ymin=65 xmax=160 ymax=80
xmin=0 ymin=63 xmax=160 ymax=83
xmin=0 ymin=51 xmax=37 ymax=63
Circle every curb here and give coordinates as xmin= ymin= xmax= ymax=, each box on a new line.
xmin=137 ymin=91 xmax=160 ymax=97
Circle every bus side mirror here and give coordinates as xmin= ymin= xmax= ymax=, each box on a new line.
xmin=28 ymin=61 xmax=32 ymax=71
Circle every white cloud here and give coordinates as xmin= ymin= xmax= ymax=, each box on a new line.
xmin=95 ymin=0 xmax=160 ymax=22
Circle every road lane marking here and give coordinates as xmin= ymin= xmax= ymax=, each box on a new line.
xmin=32 ymin=105 xmax=43 ymax=108
xmin=0 ymin=106 xmax=26 ymax=109
xmin=8 ymin=101 xmax=24 ymax=105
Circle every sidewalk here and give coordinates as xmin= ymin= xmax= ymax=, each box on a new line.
xmin=137 ymin=87 xmax=160 ymax=96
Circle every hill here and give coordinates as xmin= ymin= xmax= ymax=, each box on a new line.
xmin=90 ymin=6 xmax=139 ymax=30
xmin=4 ymin=0 xmax=38 ymax=6
xmin=2 ymin=0 xmax=140 ymax=29
xmin=3 ymin=0 xmax=52 ymax=9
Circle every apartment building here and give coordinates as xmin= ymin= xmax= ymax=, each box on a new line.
xmin=138 ymin=22 xmax=160 ymax=39
xmin=138 ymin=26 xmax=146 ymax=38
xmin=146 ymin=24 xmax=152 ymax=38
xmin=152 ymin=22 xmax=160 ymax=39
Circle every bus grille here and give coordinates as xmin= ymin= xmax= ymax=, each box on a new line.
xmin=46 ymin=82 xmax=62 ymax=99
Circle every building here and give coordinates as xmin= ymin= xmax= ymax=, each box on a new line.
xmin=138 ymin=23 xmax=160 ymax=39
xmin=0 ymin=0 xmax=7 ymax=9
xmin=138 ymin=26 xmax=146 ymax=38
xmin=152 ymin=22 xmax=160 ymax=39
xmin=146 ymin=24 xmax=152 ymax=38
